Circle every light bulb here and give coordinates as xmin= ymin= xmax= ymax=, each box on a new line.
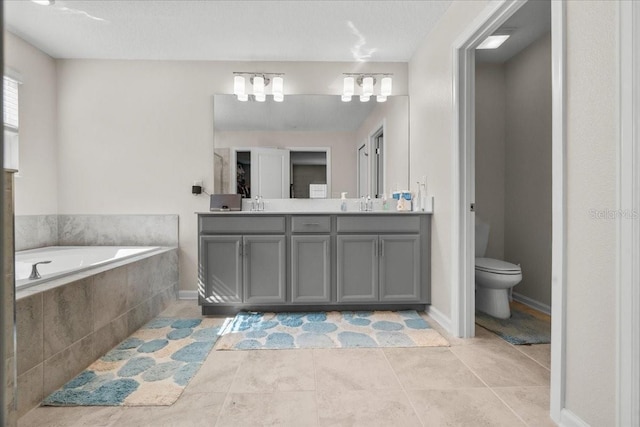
xmin=272 ymin=76 xmax=284 ymax=102
xmin=376 ymin=95 xmax=387 ymax=102
xmin=362 ymin=76 xmax=374 ymax=97
xmin=341 ymin=95 xmax=352 ymax=102
xmin=237 ymin=93 xmax=248 ymax=102
xmin=233 ymin=75 xmax=245 ymax=96
xmin=343 ymin=76 xmax=355 ymax=97
xmin=255 ymin=93 xmax=266 ymax=102
xmin=273 ymin=93 xmax=284 ymax=102
xmin=360 ymin=95 xmax=370 ymax=102
xmin=380 ymin=77 xmax=392 ymax=96
xmin=253 ymin=76 xmax=265 ymax=95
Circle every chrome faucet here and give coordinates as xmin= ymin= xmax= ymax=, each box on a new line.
xmin=29 ymin=261 xmax=52 ymax=280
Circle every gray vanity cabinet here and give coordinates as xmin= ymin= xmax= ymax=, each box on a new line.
xmin=243 ymin=235 xmax=286 ymax=304
xmin=198 ymin=212 xmax=430 ymax=314
xmin=291 ymin=235 xmax=331 ymax=303
xmin=378 ymin=235 xmax=421 ymax=301
xmin=337 ymin=235 xmax=379 ymax=302
xmin=200 ymin=235 xmax=243 ymax=303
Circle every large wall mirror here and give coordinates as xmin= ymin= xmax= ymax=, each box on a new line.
xmin=213 ymin=94 xmax=409 ymax=199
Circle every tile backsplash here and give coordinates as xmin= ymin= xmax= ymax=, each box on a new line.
xmin=14 ymin=214 xmax=179 ymax=250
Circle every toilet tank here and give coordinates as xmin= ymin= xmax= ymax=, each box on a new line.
xmin=475 ymin=217 xmax=490 ymax=258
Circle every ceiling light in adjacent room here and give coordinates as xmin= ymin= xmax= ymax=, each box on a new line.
xmin=376 ymin=95 xmax=387 ymax=102
xmin=476 ymin=34 xmax=510 ymax=49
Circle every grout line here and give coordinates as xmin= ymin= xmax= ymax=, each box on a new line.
xmin=380 ymin=348 xmax=425 ymax=427
xmin=451 ymin=348 xmax=530 ymax=426
xmin=213 ymin=352 xmax=245 ymax=427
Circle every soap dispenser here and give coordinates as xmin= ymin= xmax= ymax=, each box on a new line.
xmin=340 ymin=192 xmax=348 ymax=212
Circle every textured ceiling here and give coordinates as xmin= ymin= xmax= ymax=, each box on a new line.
xmin=4 ymin=0 xmax=452 ymax=62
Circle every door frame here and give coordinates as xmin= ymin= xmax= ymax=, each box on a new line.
xmin=618 ymin=1 xmax=640 ymax=425
xmin=357 ymin=140 xmax=369 ymax=198
xmin=452 ymin=0 xmax=566 ymax=423
xmin=369 ymin=120 xmax=386 ymax=198
xmin=288 ymin=146 xmax=332 ymax=198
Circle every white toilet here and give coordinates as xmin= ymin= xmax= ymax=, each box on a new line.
xmin=475 ymin=218 xmax=522 ymax=319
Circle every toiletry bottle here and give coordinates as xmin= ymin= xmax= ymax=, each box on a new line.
xmin=382 ymin=194 xmax=388 ymax=211
xmin=340 ymin=192 xmax=348 ymax=212
xmin=413 ymin=182 xmax=421 ymax=212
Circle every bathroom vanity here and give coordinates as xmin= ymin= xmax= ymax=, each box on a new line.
xmin=197 ymin=212 xmax=431 ymax=315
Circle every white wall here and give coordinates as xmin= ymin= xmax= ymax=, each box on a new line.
xmin=55 ymin=59 xmax=407 ymax=291
xmin=215 ymin=130 xmax=357 ymax=197
xmin=409 ymin=0 xmax=490 ymax=317
xmin=564 ymin=2 xmax=617 ymax=425
xmin=475 ymin=62 xmax=506 ymax=260
xmin=504 ymin=32 xmax=552 ymax=307
xmin=4 ymin=32 xmax=58 ymax=216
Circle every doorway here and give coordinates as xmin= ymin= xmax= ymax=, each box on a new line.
xmin=453 ymin=0 xmax=565 ymax=423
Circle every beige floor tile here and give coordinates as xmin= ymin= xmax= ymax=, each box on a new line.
xmin=313 ymin=348 xmax=401 ymax=391
xmin=408 ymin=388 xmax=526 ymax=426
xmin=317 ymin=389 xmax=422 ymax=427
xmin=450 ymin=344 xmax=550 ymax=387
xmin=114 ymin=392 xmax=226 ymax=427
xmin=184 ymin=350 xmax=246 ymax=394
xmin=516 ymin=344 xmax=551 ymax=370
xmin=230 ymin=349 xmax=315 ymax=392
xmin=422 ymin=314 xmax=509 ymax=347
xmin=492 ymin=386 xmax=556 ymax=427
xmin=217 ymin=391 xmax=317 ymax=426
xmin=384 ymin=347 xmax=485 ymax=390
xmin=18 ymin=406 xmax=123 ymax=427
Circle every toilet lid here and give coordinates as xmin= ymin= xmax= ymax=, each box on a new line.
xmin=475 ymin=257 xmax=521 ymax=274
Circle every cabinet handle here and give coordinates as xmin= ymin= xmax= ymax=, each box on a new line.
xmin=238 ymin=242 xmax=243 ymax=257
xmin=303 ymin=223 xmax=320 ymax=226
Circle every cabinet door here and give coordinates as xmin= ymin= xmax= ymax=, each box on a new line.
xmin=243 ymin=235 xmax=286 ymax=303
xmin=379 ymin=234 xmax=420 ymax=301
xmin=291 ymin=235 xmax=331 ymax=303
xmin=337 ymin=235 xmax=378 ymax=302
xmin=200 ymin=235 xmax=242 ymax=303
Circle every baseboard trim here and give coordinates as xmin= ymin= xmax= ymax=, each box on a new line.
xmin=559 ymin=409 xmax=590 ymax=427
xmin=178 ymin=290 xmax=198 ymax=300
xmin=425 ymin=305 xmax=452 ymax=333
xmin=512 ymin=292 xmax=551 ymax=316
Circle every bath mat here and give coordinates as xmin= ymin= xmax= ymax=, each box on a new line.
xmin=214 ymin=310 xmax=449 ymax=350
xmin=475 ymin=308 xmax=551 ymax=345
xmin=43 ymin=317 xmax=221 ymax=407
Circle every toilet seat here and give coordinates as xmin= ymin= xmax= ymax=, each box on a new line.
xmin=475 ymin=257 xmax=521 ymax=275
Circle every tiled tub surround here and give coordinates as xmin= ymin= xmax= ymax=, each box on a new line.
xmin=14 ymin=214 xmax=179 ymax=252
xmin=5 ymin=170 xmax=18 ymax=426
xmin=14 ymin=247 xmax=178 ymax=417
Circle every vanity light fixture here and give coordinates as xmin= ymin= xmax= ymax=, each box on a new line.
xmin=232 ymin=72 xmax=285 ymax=102
xmin=31 ymin=0 xmax=55 ymax=5
xmin=342 ymin=73 xmax=393 ymax=103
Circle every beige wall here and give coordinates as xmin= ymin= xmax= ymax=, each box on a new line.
xmin=55 ymin=59 xmax=407 ymax=292
xmin=475 ymin=62 xmax=506 ymax=260
xmin=355 ymin=96 xmax=410 ymax=195
xmin=504 ymin=33 xmax=552 ymax=307
xmin=215 ymin=130 xmax=357 ymax=197
xmin=4 ymin=32 xmax=58 ymax=216
xmin=409 ymin=0 xmax=490 ymax=317
xmin=564 ymin=2 xmax=617 ymax=425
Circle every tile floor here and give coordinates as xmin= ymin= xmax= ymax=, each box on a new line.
xmin=18 ymin=301 xmax=555 ymax=427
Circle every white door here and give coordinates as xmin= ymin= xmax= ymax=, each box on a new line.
xmin=251 ymin=148 xmax=290 ymax=198
xmin=357 ymin=143 xmax=368 ymax=197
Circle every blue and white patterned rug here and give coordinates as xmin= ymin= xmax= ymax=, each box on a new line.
xmin=475 ymin=307 xmax=551 ymax=345
xmin=214 ymin=310 xmax=449 ymax=350
xmin=43 ymin=318 xmax=221 ymax=406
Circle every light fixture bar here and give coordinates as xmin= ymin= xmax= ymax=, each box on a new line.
xmin=232 ymin=72 xmax=285 ymax=102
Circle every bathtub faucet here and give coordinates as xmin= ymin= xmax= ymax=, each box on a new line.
xmin=29 ymin=261 xmax=52 ymax=280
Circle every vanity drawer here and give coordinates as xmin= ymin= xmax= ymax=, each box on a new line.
xmin=337 ymin=215 xmax=421 ymax=233
xmin=291 ymin=216 xmax=331 ymax=233
xmin=200 ymin=216 xmax=285 ymax=234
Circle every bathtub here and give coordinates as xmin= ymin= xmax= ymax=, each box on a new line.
xmin=15 ymin=246 xmax=161 ymax=290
